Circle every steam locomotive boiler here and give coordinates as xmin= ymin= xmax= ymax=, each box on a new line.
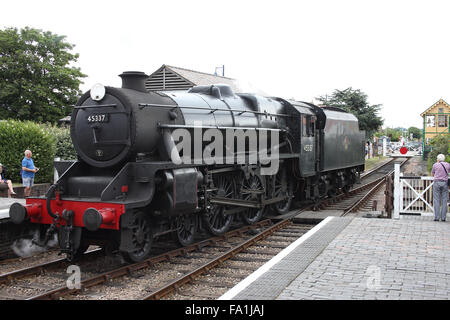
xmin=10 ymin=71 xmax=365 ymax=262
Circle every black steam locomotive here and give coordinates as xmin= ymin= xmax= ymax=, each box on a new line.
xmin=10 ymin=71 xmax=365 ymax=262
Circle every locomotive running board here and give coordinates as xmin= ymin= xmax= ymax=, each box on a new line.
xmin=210 ymin=196 xmax=288 ymax=209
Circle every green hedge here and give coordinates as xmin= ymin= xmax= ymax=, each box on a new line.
xmin=42 ymin=124 xmax=77 ymax=160
xmin=427 ymin=133 xmax=450 ymax=173
xmin=0 ymin=120 xmax=56 ymax=184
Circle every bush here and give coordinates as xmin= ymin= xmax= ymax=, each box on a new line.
xmin=0 ymin=120 xmax=56 ymax=183
xmin=42 ymin=124 xmax=76 ymax=160
xmin=427 ymin=133 xmax=450 ymax=172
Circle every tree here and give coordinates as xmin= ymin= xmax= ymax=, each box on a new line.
xmin=407 ymin=126 xmax=421 ymax=140
xmin=316 ymin=88 xmax=384 ymax=139
xmin=0 ymin=27 xmax=86 ymax=123
xmin=376 ymin=127 xmax=402 ymax=142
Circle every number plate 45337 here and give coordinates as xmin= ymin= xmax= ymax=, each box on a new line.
xmin=87 ymin=114 xmax=109 ymax=123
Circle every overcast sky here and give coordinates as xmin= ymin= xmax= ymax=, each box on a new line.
xmin=2 ymin=0 xmax=450 ymax=128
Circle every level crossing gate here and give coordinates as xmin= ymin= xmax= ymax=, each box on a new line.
xmin=393 ymin=163 xmax=449 ymax=218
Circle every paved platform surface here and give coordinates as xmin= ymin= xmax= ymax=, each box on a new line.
xmin=220 ymin=214 xmax=450 ymax=300
xmin=0 ymin=197 xmax=25 ymax=220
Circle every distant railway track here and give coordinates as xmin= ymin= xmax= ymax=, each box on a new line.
xmin=328 ymin=157 xmax=409 ymax=216
xmin=359 ymin=157 xmax=395 ymax=180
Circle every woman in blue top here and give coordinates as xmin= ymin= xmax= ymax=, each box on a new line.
xmin=0 ymin=163 xmax=16 ymax=197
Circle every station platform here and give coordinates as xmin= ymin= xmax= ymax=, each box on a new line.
xmin=0 ymin=197 xmax=25 ymax=220
xmin=219 ymin=214 xmax=450 ymax=300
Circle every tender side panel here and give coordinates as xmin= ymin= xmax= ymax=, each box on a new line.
xmin=320 ymin=110 xmax=365 ymax=172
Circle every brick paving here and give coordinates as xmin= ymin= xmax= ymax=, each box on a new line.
xmin=278 ymin=217 xmax=450 ymax=300
xmin=222 ymin=215 xmax=450 ymax=300
xmin=226 ymin=217 xmax=353 ymax=300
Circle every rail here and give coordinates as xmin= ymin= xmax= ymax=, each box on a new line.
xmin=142 ymin=219 xmax=293 ymax=300
xmin=28 ymin=220 xmax=274 ymax=300
xmin=342 ymin=158 xmax=410 ymax=215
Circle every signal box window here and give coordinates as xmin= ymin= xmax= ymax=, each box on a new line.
xmin=426 ymin=115 xmax=435 ymax=127
xmin=437 ymin=109 xmax=448 ymax=127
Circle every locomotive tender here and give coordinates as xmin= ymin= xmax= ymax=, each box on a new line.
xmin=10 ymin=71 xmax=365 ymax=262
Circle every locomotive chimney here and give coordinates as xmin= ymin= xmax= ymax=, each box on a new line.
xmin=119 ymin=71 xmax=149 ymax=92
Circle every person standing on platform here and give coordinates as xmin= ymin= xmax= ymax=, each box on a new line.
xmin=431 ymin=154 xmax=449 ymax=221
xmin=21 ymin=150 xmax=39 ymax=197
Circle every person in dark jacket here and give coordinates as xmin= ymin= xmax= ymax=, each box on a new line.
xmin=0 ymin=163 xmax=16 ymax=197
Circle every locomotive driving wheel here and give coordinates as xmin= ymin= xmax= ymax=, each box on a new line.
xmin=240 ymin=172 xmax=266 ymax=224
xmin=272 ymin=166 xmax=294 ymax=215
xmin=120 ymin=211 xmax=153 ymax=263
xmin=203 ymin=173 xmax=236 ymax=236
xmin=175 ymin=214 xmax=197 ymax=246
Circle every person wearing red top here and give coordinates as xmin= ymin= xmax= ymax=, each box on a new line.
xmin=431 ymin=154 xmax=450 ymax=221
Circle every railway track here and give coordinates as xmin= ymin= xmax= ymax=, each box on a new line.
xmin=0 ymin=248 xmax=104 ymax=285
xmin=0 ymin=218 xmax=312 ymax=300
xmin=143 ymin=220 xmax=313 ymax=300
xmin=0 ymin=219 xmax=301 ymax=300
xmin=359 ymin=157 xmax=395 ymax=181
xmin=322 ymin=157 xmax=409 ymax=216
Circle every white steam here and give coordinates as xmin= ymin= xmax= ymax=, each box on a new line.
xmin=11 ymin=230 xmax=58 ymax=258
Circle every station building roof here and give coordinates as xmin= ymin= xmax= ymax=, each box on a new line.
xmin=420 ymin=98 xmax=450 ymax=117
xmin=145 ymin=64 xmax=267 ymax=95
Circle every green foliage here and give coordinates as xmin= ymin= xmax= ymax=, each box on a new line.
xmin=41 ymin=124 xmax=76 ymax=160
xmin=376 ymin=127 xmax=406 ymax=142
xmin=0 ymin=27 xmax=86 ymax=123
xmin=0 ymin=120 xmax=56 ymax=183
xmin=316 ymin=88 xmax=384 ymax=139
xmin=427 ymin=133 xmax=450 ymax=172
xmin=407 ymin=126 xmax=421 ymax=140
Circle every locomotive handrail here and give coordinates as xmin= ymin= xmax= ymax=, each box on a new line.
xmin=74 ymin=103 xmax=118 ymax=109
xmin=93 ymin=139 xmax=131 ymax=146
xmin=138 ymin=103 xmax=178 ymax=109
xmin=158 ymin=123 xmax=285 ymax=132
xmin=138 ymin=103 xmax=291 ymax=118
